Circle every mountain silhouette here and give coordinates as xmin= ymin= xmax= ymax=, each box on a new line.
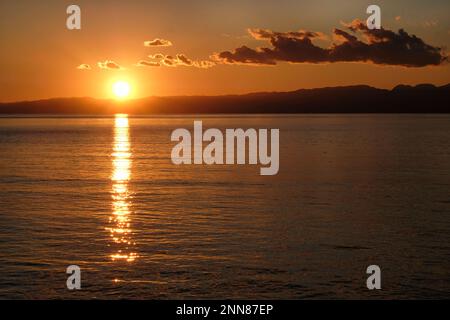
xmin=1 ymin=83 xmax=449 ymax=114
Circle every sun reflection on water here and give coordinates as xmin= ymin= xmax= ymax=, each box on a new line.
xmin=107 ymin=114 xmax=138 ymax=262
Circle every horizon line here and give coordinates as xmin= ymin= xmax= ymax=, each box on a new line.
xmin=1 ymin=82 xmax=449 ymax=105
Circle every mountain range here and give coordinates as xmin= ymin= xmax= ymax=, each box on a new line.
xmin=1 ymin=83 xmax=449 ymax=114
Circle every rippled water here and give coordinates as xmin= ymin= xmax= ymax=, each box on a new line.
xmin=0 ymin=114 xmax=449 ymax=299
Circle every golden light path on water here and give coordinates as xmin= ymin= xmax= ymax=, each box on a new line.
xmin=108 ymin=114 xmax=138 ymax=262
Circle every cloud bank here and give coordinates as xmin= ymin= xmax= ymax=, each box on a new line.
xmin=214 ymin=20 xmax=447 ymax=67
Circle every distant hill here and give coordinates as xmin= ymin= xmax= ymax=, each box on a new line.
xmin=1 ymin=84 xmax=449 ymax=114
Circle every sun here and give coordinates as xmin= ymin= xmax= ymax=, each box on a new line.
xmin=112 ymin=81 xmax=131 ymax=99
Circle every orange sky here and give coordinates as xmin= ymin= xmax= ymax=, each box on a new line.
xmin=0 ymin=0 xmax=449 ymax=102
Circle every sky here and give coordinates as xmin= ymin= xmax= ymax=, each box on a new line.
xmin=0 ymin=0 xmax=449 ymax=102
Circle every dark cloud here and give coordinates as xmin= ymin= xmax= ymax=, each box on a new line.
xmin=97 ymin=60 xmax=123 ymax=70
xmin=144 ymin=38 xmax=173 ymax=47
xmin=213 ymin=20 xmax=448 ymax=67
xmin=136 ymin=60 xmax=160 ymax=67
xmin=248 ymin=28 xmax=326 ymax=41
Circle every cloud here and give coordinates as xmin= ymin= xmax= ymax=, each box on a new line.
xmin=148 ymin=53 xmax=215 ymax=68
xmin=136 ymin=60 xmax=160 ymax=67
xmin=144 ymin=38 xmax=173 ymax=47
xmin=193 ymin=60 xmax=216 ymax=69
xmin=248 ymin=28 xmax=327 ymax=41
xmin=149 ymin=54 xmax=165 ymax=60
xmin=213 ymin=20 xmax=447 ymax=67
xmin=97 ymin=60 xmax=123 ymax=70
xmin=77 ymin=64 xmax=91 ymax=70
xmin=175 ymin=54 xmax=194 ymax=66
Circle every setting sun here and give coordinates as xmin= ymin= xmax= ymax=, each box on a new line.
xmin=112 ymin=81 xmax=131 ymax=99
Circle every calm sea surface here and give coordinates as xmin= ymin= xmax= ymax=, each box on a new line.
xmin=0 ymin=114 xmax=449 ymax=299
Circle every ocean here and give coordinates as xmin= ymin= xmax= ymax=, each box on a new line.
xmin=0 ymin=114 xmax=449 ymax=299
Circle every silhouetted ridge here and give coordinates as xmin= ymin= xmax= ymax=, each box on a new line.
xmin=1 ymin=84 xmax=449 ymax=114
